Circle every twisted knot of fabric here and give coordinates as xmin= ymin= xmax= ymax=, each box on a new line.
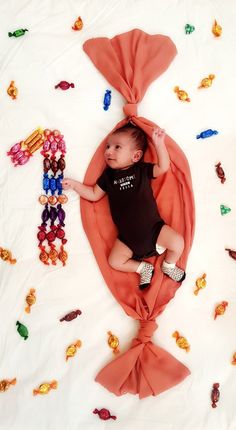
xmin=123 ymin=103 xmax=138 ymax=118
xmin=136 ymin=319 xmax=158 ymax=344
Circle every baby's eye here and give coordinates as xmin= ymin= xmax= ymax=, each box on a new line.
xmin=106 ymin=144 xmax=110 ymax=149
xmin=115 ymin=145 xmax=120 ymax=149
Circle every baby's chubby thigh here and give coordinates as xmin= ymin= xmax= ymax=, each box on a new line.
xmin=108 ymin=238 xmax=134 ymax=269
xmin=156 ymin=225 xmax=184 ymax=254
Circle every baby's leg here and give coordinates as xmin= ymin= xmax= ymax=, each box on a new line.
xmin=156 ymin=225 xmax=185 ymax=282
xmin=108 ymin=239 xmax=154 ymax=290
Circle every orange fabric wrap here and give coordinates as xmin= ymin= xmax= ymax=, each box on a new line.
xmin=82 ymin=29 xmax=195 ymax=398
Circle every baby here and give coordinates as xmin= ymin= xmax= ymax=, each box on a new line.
xmin=62 ymin=124 xmax=185 ymax=290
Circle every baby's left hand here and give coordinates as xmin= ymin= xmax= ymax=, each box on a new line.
xmin=152 ymin=128 xmax=166 ymax=145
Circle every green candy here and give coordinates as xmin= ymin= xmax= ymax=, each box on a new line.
xmin=8 ymin=29 xmax=28 ymax=38
xmin=185 ymin=24 xmax=195 ymax=34
xmin=220 ymin=204 xmax=231 ymax=216
xmin=16 ymin=321 xmax=29 ymax=340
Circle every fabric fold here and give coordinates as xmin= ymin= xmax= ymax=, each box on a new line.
xmin=82 ymin=29 xmax=195 ymax=398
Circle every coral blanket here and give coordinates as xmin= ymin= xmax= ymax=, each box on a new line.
xmin=81 ymin=29 xmax=195 ymax=398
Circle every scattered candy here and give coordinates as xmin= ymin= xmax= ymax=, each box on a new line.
xmin=220 ymin=204 xmax=231 ymax=216
xmin=194 ymin=273 xmax=206 ymax=295
xmin=174 ymin=86 xmax=190 ymax=102
xmin=0 ymin=247 xmax=16 ymax=264
xmin=185 ymin=24 xmax=195 ymax=34
xmin=25 ymin=289 xmax=36 ymax=313
xmin=196 ymin=129 xmax=218 ymax=139
xmin=55 ymin=81 xmax=75 ymax=90
xmin=198 ymin=74 xmax=215 ymax=89
xmin=7 ymin=128 xmax=45 ymax=166
xmin=16 ymin=321 xmax=29 ymax=340
xmin=211 ymin=383 xmax=220 ymax=408
xmin=8 ymin=29 xmax=28 ymax=38
xmin=231 ymin=353 xmax=236 ymax=365
xmin=107 ymin=331 xmax=119 ymax=354
xmin=214 ymin=301 xmax=228 ymax=320
xmin=72 ymin=16 xmax=83 ymax=31
xmin=225 ymin=248 xmax=236 ymax=260
xmin=215 ymin=162 xmax=226 ymax=183
xmin=103 ymin=89 xmax=112 ymax=111
xmin=60 ymin=309 xmax=82 ymax=322
xmin=0 ymin=378 xmax=17 ymax=392
xmin=93 ymin=408 xmax=117 ymax=421
xmin=33 ymin=380 xmax=57 ymax=395
xmin=66 ymin=340 xmax=82 ymax=361
xmin=172 ymin=331 xmax=190 ymax=352
xmin=7 ymin=81 xmax=18 ymax=99
xmin=212 ymin=20 xmax=222 ymax=37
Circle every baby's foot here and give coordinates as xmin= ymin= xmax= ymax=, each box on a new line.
xmin=161 ymin=262 xmax=186 ymax=282
xmin=139 ymin=262 xmax=154 ymax=290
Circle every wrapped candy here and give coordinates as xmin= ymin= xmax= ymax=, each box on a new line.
xmin=7 ymin=128 xmax=45 ymax=166
xmin=172 ymin=331 xmax=190 ymax=352
xmin=225 ymin=248 xmax=236 ymax=260
xmin=107 ymin=331 xmax=119 ymax=354
xmin=72 ymin=16 xmax=83 ymax=31
xmin=39 ymin=245 xmax=50 ymax=265
xmin=194 ymin=273 xmax=206 ymax=295
xmin=7 ymin=81 xmax=18 ymax=99
xmin=25 ymin=289 xmax=36 ymax=313
xmin=58 ymin=245 xmax=68 ymax=266
xmin=185 ymin=24 xmax=195 ymax=34
xmin=215 ymin=162 xmax=226 ymax=183
xmin=55 ymin=81 xmax=75 ymax=90
xmin=196 ymin=129 xmax=218 ymax=139
xmin=174 ymin=86 xmax=190 ymax=102
xmin=60 ymin=309 xmax=82 ymax=322
xmin=214 ymin=301 xmax=228 ymax=319
xmin=212 ymin=20 xmax=222 ymax=37
xmin=66 ymin=340 xmax=82 ymax=361
xmin=16 ymin=321 xmax=29 ymax=340
xmin=0 ymin=378 xmax=16 ymax=392
xmin=211 ymin=383 xmax=220 ymax=408
xmin=0 ymin=247 xmax=16 ymax=264
xmin=231 ymin=353 xmax=236 ymax=365
xmin=198 ymin=74 xmax=215 ymax=89
xmin=220 ymin=204 xmax=231 ymax=216
xmin=33 ymin=380 xmax=57 ymax=396
xmin=103 ymin=90 xmax=112 ymax=111
xmin=93 ymin=408 xmax=117 ymax=421
xmin=8 ymin=29 xmax=28 ymax=38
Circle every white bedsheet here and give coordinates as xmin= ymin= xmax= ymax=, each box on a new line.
xmin=1 ymin=1 xmax=236 ymax=429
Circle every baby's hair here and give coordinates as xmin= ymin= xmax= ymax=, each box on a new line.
xmin=112 ymin=123 xmax=148 ymax=155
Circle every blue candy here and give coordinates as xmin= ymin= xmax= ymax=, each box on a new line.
xmin=50 ymin=176 xmax=57 ymax=195
xmin=103 ymin=89 xmax=112 ymax=111
xmin=57 ymin=174 xmax=63 ymax=195
xmin=43 ymin=173 xmax=50 ymax=194
xmin=196 ymin=129 xmax=218 ymax=139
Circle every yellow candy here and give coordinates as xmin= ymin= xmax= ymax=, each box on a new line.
xmin=7 ymin=81 xmax=18 ymax=99
xmin=107 ymin=331 xmax=119 ymax=354
xmin=172 ymin=331 xmax=190 ymax=352
xmin=25 ymin=289 xmax=36 ymax=313
xmin=33 ymin=380 xmax=57 ymax=395
xmin=194 ymin=273 xmax=207 ymax=295
xmin=66 ymin=340 xmax=82 ymax=361
xmin=212 ymin=20 xmax=222 ymax=37
xmin=174 ymin=86 xmax=190 ymax=102
xmin=198 ymin=74 xmax=215 ymax=89
xmin=0 ymin=247 xmax=16 ymax=264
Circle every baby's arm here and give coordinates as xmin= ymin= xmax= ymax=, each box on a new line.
xmin=152 ymin=128 xmax=170 ymax=178
xmin=62 ymin=178 xmax=106 ymax=202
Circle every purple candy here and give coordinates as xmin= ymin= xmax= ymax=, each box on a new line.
xmin=50 ymin=206 xmax=58 ymax=225
xmin=42 ymin=204 xmax=50 ymax=225
xmin=57 ymin=204 xmax=65 ymax=226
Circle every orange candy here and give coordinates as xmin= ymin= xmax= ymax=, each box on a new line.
xmin=107 ymin=331 xmax=119 ymax=354
xmin=172 ymin=331 xmax=190 ymax=352
xmin=0 ymin=378 xmax=16 ymax=392
xmin=33 ymin=380 xmax=57 ymax=395
xmin=7 ymin=81 xmax=18 ymax=99
xmin=66 ymin=340 xmax=82 ymax=361
xmin=214 ymin=301 xmax=228 ymax=319
xmin=25 ymin=289 xmax=36 ymax=313
xmin=72 ymin=16 xmax=83 ymax=31
xmin=0 ymin=247 xmax=16 ymax=264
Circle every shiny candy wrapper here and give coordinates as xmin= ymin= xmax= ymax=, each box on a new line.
xmin=198 ymin=74 xmax=215 ymax=89
xmin=72 ymin=16 xmax=83 ymax=30
xmin=196 ymin=129 xmax=218 ymax=139
xmin=211 ymin=383 xmax=220 ymax=408
xmin=215 ymin=162 xmax=226 ymax=183
xmin=66 ymin=340 xmax=82 ymax=361
xmin=0 ymin=378 xmax=17 ymax=392
xmin=174 ymin=86 xmax=190 ymax=102
xmin=212 ymin=20 xmax=222 ymax=37
xmin=55 ymin=81 xmax=75 ymax=90
xmin=172 ymin=331 xmax=190 ymax=352
xmin=225 ymin=248 xmax=236 ymax=260
xmin=33 ymin=380 xmax=57 ymax=395
xmin=103 ymin=90 xmax=112 ymax=111
xmin=220 ymin=204 xmax=231 ymax=216
xmin=7 ymin=81 xmax=18 ymax=99
xmin=214 ymin=301 xmax=228 ymax=319
xmin=185 ymin=24 xmax=195 ymax=34
xmin=107 ymin=331 xmax=119 ymax=354
xmin=25 ymin=289 xmax=36 ymax=313
xmin=93 ymin=408 xmax=117 ymax=421
xmin=60 ymin=309 xmax=82 ymax=322
xmin=8 ymin=28 xmax=28 ymax=38
xmin=0 ymin=247 xmax=16 ymax=264
xmin=194 ymin=273 xmax=206 ymax=295
xmin=16 ymin=321 xmax=29 ymax=340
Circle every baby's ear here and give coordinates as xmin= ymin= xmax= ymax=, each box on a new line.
xmin=133 ymin=150 xmax=143 ymax=162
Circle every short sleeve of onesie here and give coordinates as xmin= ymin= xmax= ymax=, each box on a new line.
xmin=145 ymin=163 xmax=155 ymax=179
xmin=97 ymin=169 xmax=108 ymax=191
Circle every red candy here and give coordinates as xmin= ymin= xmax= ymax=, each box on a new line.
xmin=60 ymin=309 xmax=82 ymax=322
xmin=55 ymin=81 xmax=75 ymax=90
xmin=211 ymin=383 xmax=220 ymax=408
xmin=93 ymin=408 xmax=117 ymax=421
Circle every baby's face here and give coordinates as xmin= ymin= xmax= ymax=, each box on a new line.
xmin=104 ymin=132 xmax=141 ymax=170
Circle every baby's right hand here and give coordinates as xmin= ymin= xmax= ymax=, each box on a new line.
xmin=62 ymin=178 xmax=75 ymax=190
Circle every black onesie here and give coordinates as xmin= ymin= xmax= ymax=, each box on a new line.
xmin=97 ymin=161 xmax=164 ymax=260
